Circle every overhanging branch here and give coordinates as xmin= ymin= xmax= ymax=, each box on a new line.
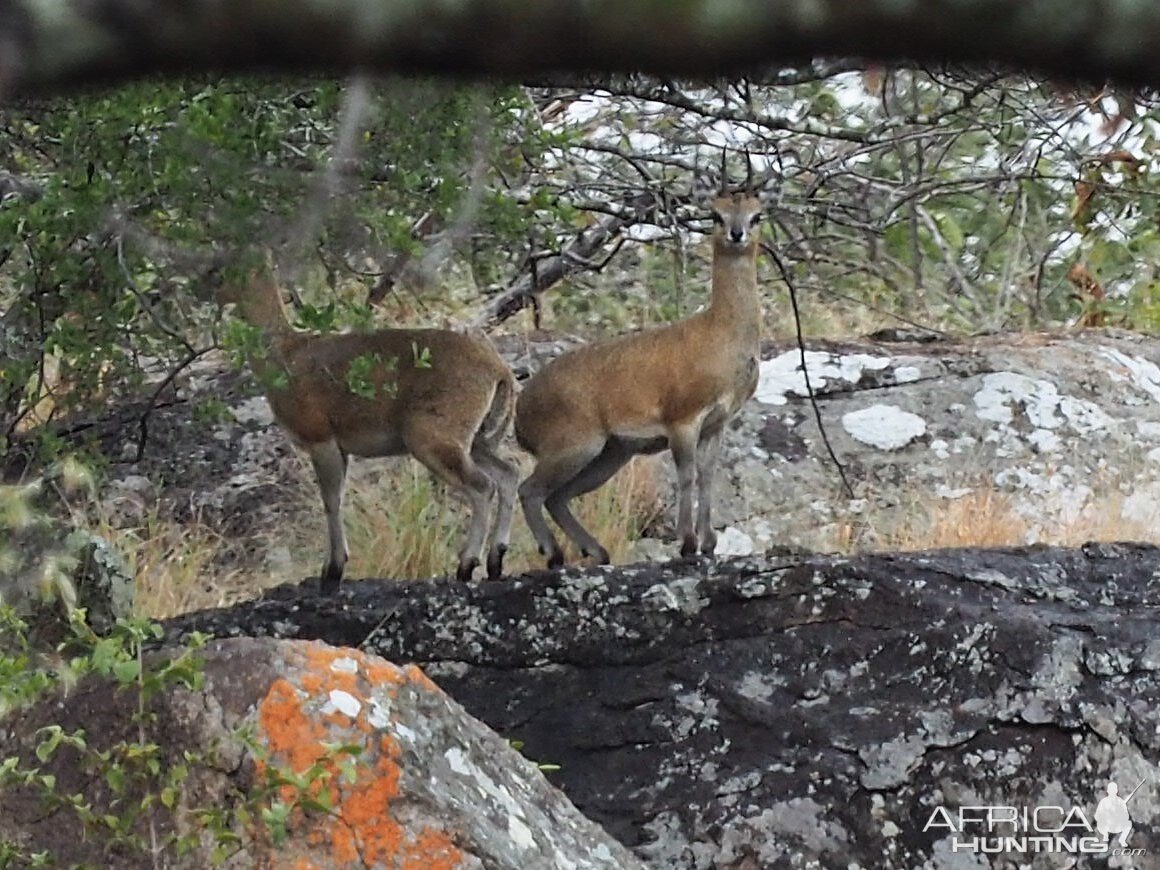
xmin=5 ymin=0 xmax=1160 ymax=95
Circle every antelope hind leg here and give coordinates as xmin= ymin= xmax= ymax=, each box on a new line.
xmin=544 ymin=442 xmax=634 ymax=565
xmin=308 ymin=441 xmax=349 ymax=594
xmin=519 ymin=441 xmax=605 ymax=569
xmin=473 ymin=443 xmax=520 ymax=580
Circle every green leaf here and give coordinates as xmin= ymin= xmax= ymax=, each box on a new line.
xmin=112 ymin=659 xmax=141 ymax=685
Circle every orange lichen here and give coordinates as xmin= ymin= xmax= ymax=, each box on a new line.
xmin=258 ymin=678 xmax=329 ymax=772
xmin=252 ymin=642 xmax=465 ymax=869
xmin=330 ymin=823 xmax=361 ymax=864
xmin=401 ymin=827 xmax=463 ymax=870
xmin=403 ymin=664 xmax=441 ymax=693
xmin=365 ymin=659 xmax=411 ymax=687
xmin=322 ymin=711 xmax=353 ymax=730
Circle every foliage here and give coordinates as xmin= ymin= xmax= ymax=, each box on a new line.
xmin=0 ymin=458 xmax=121 ymax=631
xmin=0 ymin=614 xmax=209 ymax=864
xmin=0 ymin=610 xmax=359 ymax=867
xmin=7 ymin=68 xmax=1160 ymax=464
xmin=0 ymin=77 xmax=543 ymax=454
xmin=510 ymin=70 xmax=1160 ymax=335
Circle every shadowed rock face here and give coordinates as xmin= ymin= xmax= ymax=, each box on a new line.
xmin=164 ymin=544 xmax=1160 ymax=869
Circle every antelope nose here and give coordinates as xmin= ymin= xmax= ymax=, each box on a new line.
xmin=729 ymin=228 xmax=745 ymax=243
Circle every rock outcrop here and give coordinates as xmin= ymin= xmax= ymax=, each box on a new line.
xmin=0 ymin=637 xmax=640 ymax=869
xmin=162 ymin=545 xmax=1160 ymax=869
xmin=21 ymin=329 xmax=1160 ymax=578
xmin=622 ymin=329 xmax=1160 ymax=556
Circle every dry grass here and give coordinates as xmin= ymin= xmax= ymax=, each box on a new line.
xmin=342 ymin=463 xmax=464 ymax=580
xmin=341 ymin=453 xmax=665 ymax=579
xmin=884 ymin=488 xmax=1031 ymax=550
xmin=93 ymin=509 xmax=254 ymax=620
xmin=89 ymin=448 xmax=661 ymax=622
xmin=835 ymin=482 xmax=1160 ymax=554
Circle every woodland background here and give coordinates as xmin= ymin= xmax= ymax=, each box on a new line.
xmin=5 ymin=70 xmax=1160 ymax=614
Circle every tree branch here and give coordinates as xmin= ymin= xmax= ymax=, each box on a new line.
xmin=472 ymin=191 xmax=660 ymax=327
xmin=6 ymin=0 xmax=1160 ymax=96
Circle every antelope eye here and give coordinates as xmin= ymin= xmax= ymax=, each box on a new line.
xmin=749 ymin=213 xmax=763 ymax=226
xmin=710 ymin=213 xmax=724 ymax=225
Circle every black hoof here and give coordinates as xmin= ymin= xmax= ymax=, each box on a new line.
xmin=320 ymin=562 xmax=344 ymax=595
xmin=486 ymin=544 xmax=507 ymax=581
xmin=588 ymin=550 xmax=611 ymax=566
xmin=456 ymin=558 xmax=479 ymax=583
xmin=546 ymin=550 xmax=565 ymax=570
xmin=679 ymin=536 xmax=698 ymax=559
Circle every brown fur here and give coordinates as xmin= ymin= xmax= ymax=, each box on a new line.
xmin=218 ymin=266 xmax=518 ymax=590
xmin=516 ymin=182 xmax=765 ymax=567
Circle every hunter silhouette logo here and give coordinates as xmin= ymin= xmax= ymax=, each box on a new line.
xmin=1094 ymin=780 xmax=1143 ymax=848
xmin=922 ymin=778 xmax=1149 ymax=856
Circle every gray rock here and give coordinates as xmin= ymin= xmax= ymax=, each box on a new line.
xmin=668 ymin=331 xmax=1160 ymax=554
xmin=0 ymin=637 xmax=641 ymax=869
xmin=162 ymin=544 xmax=1160 ymax=868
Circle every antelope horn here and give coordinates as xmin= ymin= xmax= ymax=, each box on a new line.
xmin=745 ymin=148 xmax=753 ymax=191
xmin=720 ymin=146 xmax=729 ymax=192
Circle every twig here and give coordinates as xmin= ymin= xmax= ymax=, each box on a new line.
xmin=761 ymin=240 xmax=855 ymax=500
xmin=133 ymin=346 xmax=216 ymax=462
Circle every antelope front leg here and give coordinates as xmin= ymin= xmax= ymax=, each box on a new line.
xmin=695 ymin=428 xmax=722 ymax=555
xmin=669 ymin=427 xmax=699 ymax=558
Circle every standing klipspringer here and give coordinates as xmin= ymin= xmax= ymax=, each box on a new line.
xmin=215 ymin=258 xmax=518 ymax=591
xmin=516 ymin=153 xmax=767 ymax=567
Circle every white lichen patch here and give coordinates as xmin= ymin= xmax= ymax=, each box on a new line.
xmin=715 ymin=526 xmax=755 ymax=556
xmin=1099 ymin=347 xmax=1160 ymax=404
xmin=1122 ymin=483 xmax=1160 ymax=526
xmin=366 ymin=700 xmax=391 ymax=730
xmin=893 ymin=365 xmax=922 ymax=383
xmin=444 ymin=746 xmax=530 ymax=824
xmin=507 ymin=815 xmax=536 ymax=850
xmin=972 ymin=372 xmax=1113 ymax=449
xmin=229 ymin=395 xmax=274 ymax=425
xmin=737 ymin=670 xmax=786 ymax=701
xmin=327 ymin=689 xmax=362 ymax=718
xmin=445 ymin=745 xmax=473 ymax=777
xmin=859 ymin=734 xmax=927 ymax=789
xmin=669 ymin=690 xmax=721 ymax=738
xmin=841 ymin=405 xmax=927 ymax=450
xmin=330 ymin=656 xmax=360 ymax=673
xmin=755 ymin=350 xmax=896 ymax=405
xmin=642 ymin=577 xmax=708 ymax=614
